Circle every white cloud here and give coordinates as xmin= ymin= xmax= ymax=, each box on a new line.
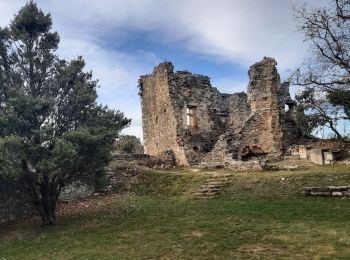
xmin=37 ymin=0 xmax=329 ymax=72
xmin=56 ymin=37 xmax=151 ymax=140
xmin=0 ymin=2 xmax=148 ymax=140
xmin=0 ymin=2 xmax=19 ymax=25
xmin=0 ymin=0 xmax=331 ymax=141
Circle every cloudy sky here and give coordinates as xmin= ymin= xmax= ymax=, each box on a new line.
xmin=0 ymin=0 xmax=329 ymax=140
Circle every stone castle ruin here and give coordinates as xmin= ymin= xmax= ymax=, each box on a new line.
xmin=138 ymin=57 xmax=305 ymax=168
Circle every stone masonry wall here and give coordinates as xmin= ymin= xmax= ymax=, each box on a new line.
xmin=139 ymin=62 xmax=251 ymax=166
xmin=139 ymin=57 xmax=302 ymax=167
xmin=303 ymin=186 xmax=350 ymax=196
xmin=139 ymin=63 xmax=188 ymax=165
xmin=238 ymin=58 xmax=284 ymax=160
xmin=168 ymin=71 xmax=234 ymax=165
xmin=201 ymin=93 xmax=250 ymax=165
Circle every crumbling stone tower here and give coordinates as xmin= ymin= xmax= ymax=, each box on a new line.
xmin=139 ymin=57 xmax=300 ymax=167
xmin=240 ymin=58 xmax=284 ymax=159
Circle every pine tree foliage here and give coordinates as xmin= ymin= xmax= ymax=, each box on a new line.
xmin=0 ymin=1 xmax=130 ymax=225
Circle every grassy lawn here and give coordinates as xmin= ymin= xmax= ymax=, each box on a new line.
xmin=1 ymin=165 xmax=350 ymax=259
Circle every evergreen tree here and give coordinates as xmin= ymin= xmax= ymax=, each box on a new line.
xmin=0 ymin=1 xmax=130 ymax=225
xmin=114 ymin=135 xmax=143 ymax=154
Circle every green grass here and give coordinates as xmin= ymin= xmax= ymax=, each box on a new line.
xmin=1 ymin=165 xmax=350 ymax=259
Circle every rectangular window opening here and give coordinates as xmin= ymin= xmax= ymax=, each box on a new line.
xmin=186 ymin=106 xmax=197 ymax=128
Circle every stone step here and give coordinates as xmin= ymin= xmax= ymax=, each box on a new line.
xmin=202 ymin=184 xmax=221 ymax=188
xmin=192 ymin=174 xmax=231 ymax=199
xmin=197 ymin=189 xmax=219 ymax=193
xmin=201 ymin=184 xmax=223 ymax=188
xmin=213 ymin=181 xmax=228 ymax=185
xmin=194 ymin=191 xmax=217 ymax=195
xmin=196 ymin=188 xmax=220 ymax=193
xmin=207 ymin=178 xmax=222 ymax=182
xmin=204 ymin=184 xmax=221 ymax=188
xmin=211 ymin=177 xmax=231 ymax=181
xmin=195 ymin=188 xmax=221 ymax=194
xmin=207 ymin=180 xmax=229 ymax=184
xmin=193 ymin=196 xmax=216 ymax=199
xmin=208 ymin=175 xmax=232 ymax=180
xmin=198 ymin=189 xmax=219 ymax=194
xmin=194 ymin=191 xmax=217 ymax=196
xmin=201 ymin=188 xmax=221 ymax=192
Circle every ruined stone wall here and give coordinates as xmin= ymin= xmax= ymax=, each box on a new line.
xmin=238 ymin=58 xmax=284 ymax=160
xmin=168 ymin=71 xmax=232 ymax=165
xmin=226 ymin=93 xmax=250 ymax=131
xmin=139 ymin=57 xmax=302 ymax=167
xmin=139 ymin=63 xmax=187 ymax=165
xmin=139 ymin=62 xmax=252 ymax=166
xmin=303 ymin=186 xmax=350 ymax=196
xmin=201 ymin=93 xmax=250 ymax=165
xmin=200 ymin=58 xmax=295 ymax=164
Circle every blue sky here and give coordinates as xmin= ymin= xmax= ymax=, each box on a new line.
xmin=0 ymin=0 xmax=329 ymax=140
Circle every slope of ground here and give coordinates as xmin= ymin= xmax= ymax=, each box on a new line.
xmin=1 ymin=165 xmax=350 ymax=259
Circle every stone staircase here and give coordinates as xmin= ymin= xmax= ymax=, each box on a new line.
xmin=193 ymin=174 xmax=232 ymax=199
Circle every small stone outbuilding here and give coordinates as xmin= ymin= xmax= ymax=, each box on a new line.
xmin=138 ymin=57 xmax=304 ymax=167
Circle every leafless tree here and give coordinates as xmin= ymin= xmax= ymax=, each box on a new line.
xmin=292 ymin=0 xmax=350 ymax=138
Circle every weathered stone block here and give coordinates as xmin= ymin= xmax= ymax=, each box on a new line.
xmin=310 ymin=191 xmax=331 ymax=196
xmin=304 ymin=186 xmax=350 ymax=197
xmin=344 ymin=190 xmax=350 ymax=196
xmin=329 ymin=186 xmax=350 ymax=191
xmin=309 ymin=149 xmax=325 ymax=165
xmin=324 ymin=152 xmax=335 ymax=161
xmin=332 ymin=191 xmax=343 ymax=196
xmin=298 ymin=145 xmax=308 ymax=159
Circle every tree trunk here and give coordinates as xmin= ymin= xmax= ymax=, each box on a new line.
xmin=35 ymin=202 xmax=56 ymax=225
xmin=33 ymin=177 xmax=59 ymax=225
xmin=22 ymin=161 xmax=60 ymax=226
